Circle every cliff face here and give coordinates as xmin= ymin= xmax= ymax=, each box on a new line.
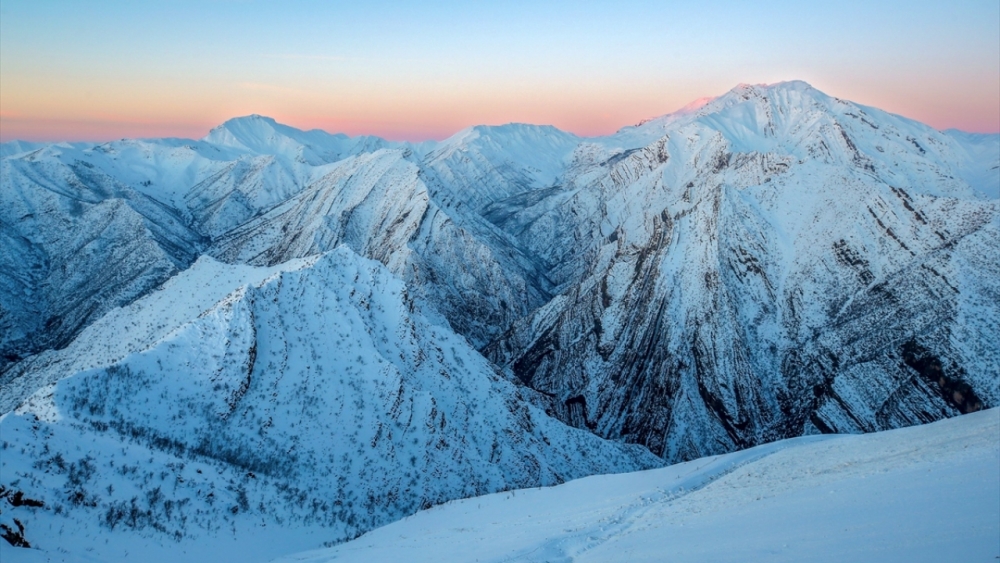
xmin=2 ymin=82 xmax=996 ymax=463
xmin=486 ymin=82 xmax=999 ymax=459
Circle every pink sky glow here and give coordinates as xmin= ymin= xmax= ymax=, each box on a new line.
xmin=2 ymin=1 xmax=997 ymax=143
xmin=2 ymin=86 xmax=998 ymax=144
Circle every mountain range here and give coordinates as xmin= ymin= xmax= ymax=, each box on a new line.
xmin=1 ymin=80 xmax=997 ymax=561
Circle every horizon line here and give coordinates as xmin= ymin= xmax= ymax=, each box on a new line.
xmin=3 ymin=80 xmax=1000 ymax=144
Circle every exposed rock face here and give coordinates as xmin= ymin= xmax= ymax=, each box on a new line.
xmin=2 ymin=81 xmax=997 ymax=467
xmin=0 ymin=152 xmax=202 ymax=372
xmin=486 ymin=82 xmax=999 ymax=460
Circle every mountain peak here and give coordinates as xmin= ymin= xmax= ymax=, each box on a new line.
xmin=203 ymin=114 xmax=286 ymax=148
xmin=715 ymin=81 xmax=824 ymax=107
xmin=730 ymin=80 xmax=816 ymax=93
xmin=233 ymin=113 xmax=276 ymax=123
xmin=201 ymin=115 xmax=363 ymax=163
xmin=618 ymin=81 xmax=825 ymax=140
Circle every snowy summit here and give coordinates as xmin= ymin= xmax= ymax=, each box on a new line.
xmin=1 ymin=81 xmax=998 ymax=562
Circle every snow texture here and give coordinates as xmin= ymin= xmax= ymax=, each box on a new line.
xmin=274 ymin=408 xmax=1000 ymax=563
xmin=1 ymin=80 xmax=998 ymax=561
xmin=0 ymin=248 xmax=656 ymax=562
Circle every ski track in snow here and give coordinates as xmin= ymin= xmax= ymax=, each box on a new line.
xmin=275 ymin=409 xmax=1000 ymax=563
xmin=495 ymin=438 xmax=807 ymax=562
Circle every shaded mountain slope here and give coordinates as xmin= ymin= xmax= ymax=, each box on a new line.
xmin=0 ymin=247 xmax=657 ymax=561
xmin=485 ymin=82 xmax=999 ymax=460
xmin=1 ymin=81 xmax=996 ymax=467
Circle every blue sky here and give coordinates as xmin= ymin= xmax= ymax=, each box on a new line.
xmin=1 ymin=0 xmax=997 ymax=140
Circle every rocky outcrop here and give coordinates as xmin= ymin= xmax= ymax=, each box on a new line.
xmin=486 ymin=82 xmax=999 ymax=460
xmin=2 ymin=82 xmax=997 ymax=466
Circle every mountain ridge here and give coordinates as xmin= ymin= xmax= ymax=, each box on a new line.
xmin=1 ymin=79 xmax=997 ymax=561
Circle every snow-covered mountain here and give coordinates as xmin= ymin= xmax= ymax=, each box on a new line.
xmin=0 ymin=247 xmax=657 ymax=561
xmin=0 ymin=144 xmax=203 ymax=374
xmin=202 ymin=114 xmax=397 ymax=166
xmin=1 ymin=80 xmax=997 ymax=560
xmin=486 ymin=81 xmax=999 ymax=459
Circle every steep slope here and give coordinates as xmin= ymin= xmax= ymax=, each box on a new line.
xmin=423 ymin=124 xmax=580 ymax=212
xmin=0 ymin=123 xmax=426 ymax=377
xmin=0 ymin=149 xmax=202 ymax=373
xmin=2 ymin=80 xmax=996 ymax=472
xmin=0 ymin=256 xmax=315 ymax=414
xmin=487 ymin=81 xmax=999 ymax=460
xmin=207 ymin=147 xmax=551 ymax=349
xmin=0 ymin=247 xmax=658 ymax=562
xmin=941 ymin=129 xmax=1000 ymax=198
xmin=1 ymin=119 xmax=568 ymax=365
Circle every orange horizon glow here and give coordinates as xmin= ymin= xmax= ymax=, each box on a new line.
xmin=2 ymin=1 xmax=997 ymax=144
xmin=3 ymin=86 xmax=999 ymax=144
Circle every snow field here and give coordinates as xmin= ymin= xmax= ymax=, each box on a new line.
xmin=276 ymin=408 xmax=1000 ymax=563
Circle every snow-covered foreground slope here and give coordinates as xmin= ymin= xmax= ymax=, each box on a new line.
xmin=0 ymin=247 xmax=657 ymax=562
xmin=276 ymin=408 xmax=1000 ymax=563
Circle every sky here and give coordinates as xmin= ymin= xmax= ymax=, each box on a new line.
xmin=1 ymin=0 xmax=998 ymax=142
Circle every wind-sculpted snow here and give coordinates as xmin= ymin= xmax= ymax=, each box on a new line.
xmin=0 ymin=247 xmax=658 ymax=561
